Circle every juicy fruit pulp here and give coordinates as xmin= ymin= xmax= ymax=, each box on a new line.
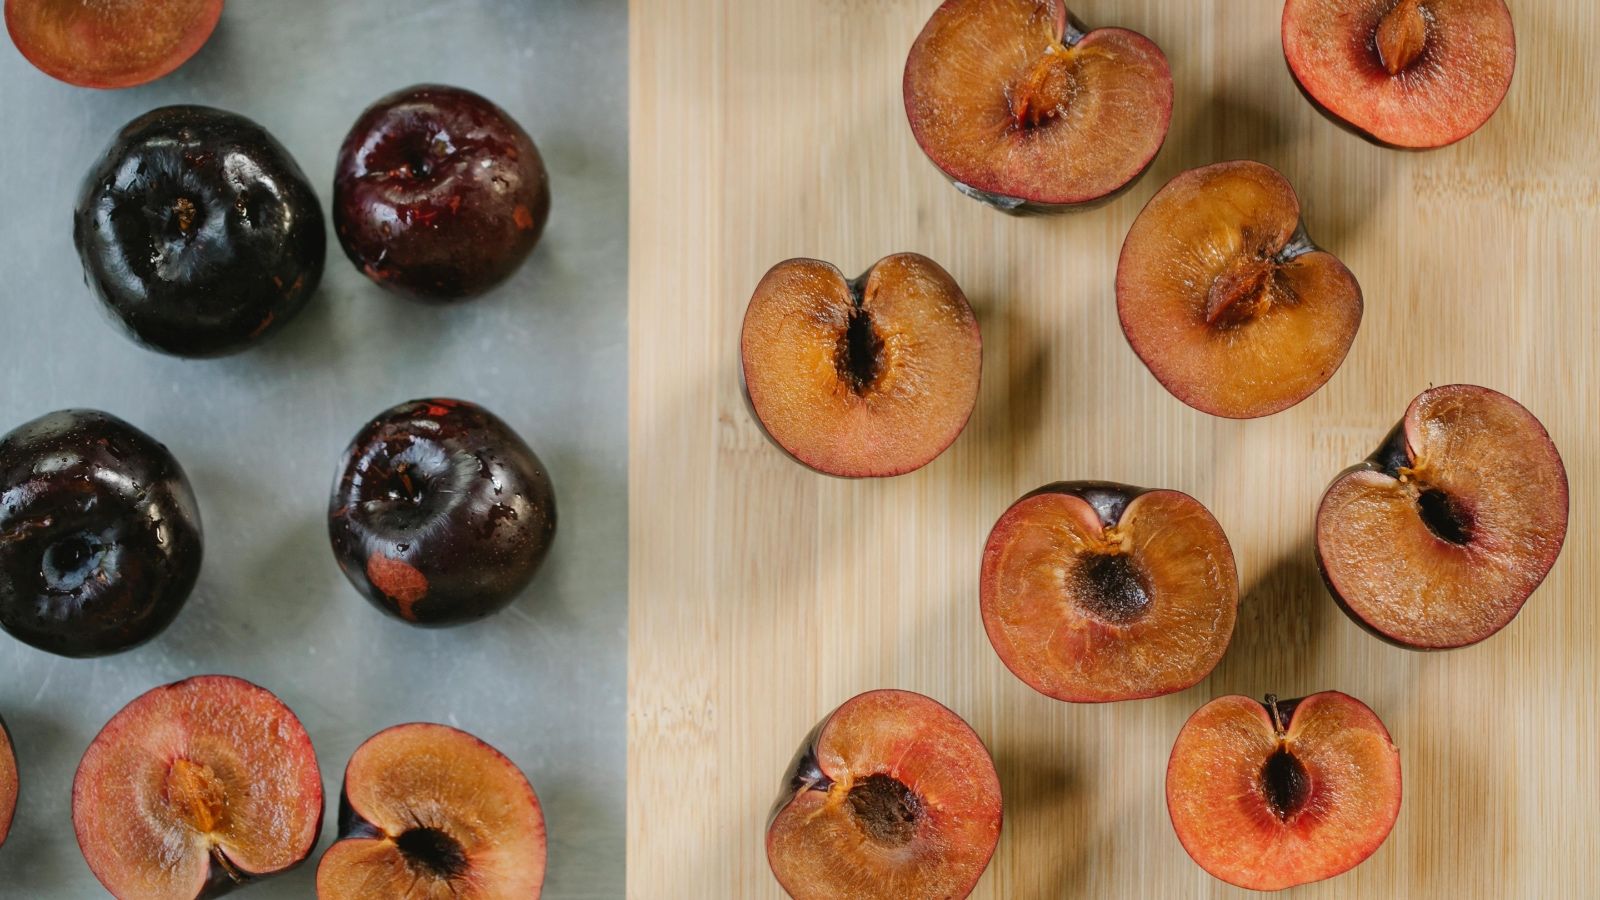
xmin=1317 ymin=384 xmax=1567 ymax=648
xmin=904 ymin=0 xmax=1172 ymax=209
xmin=5 ymin=0 xmax=222 ymax=89
xmin=0 ymin=715 xmax=15 ymax=849
xmin=766 ymin=690 xmax=1002 ymax=900
xmin=317 ymin=723 xmax=548 ymax=899
xmin=0 ymin=410 xmax=203 ymax=657
xmin=980 ymin=482 xmax=1238 ymax=702
xmin=334 ymin=84 xmax=552 ymax=301
xmin=72 ymin=676 xmax=324 ymax=899
xmin=1283 ymin=0 xmax=1516 ymax=148
xmin=741 ymin=254 xmax=981 ymax=478
xmin=74 ymin=106 xmax=326 ymax=357
xmin=1117 ymin=160 xmax=1362 ymax=418
xmin=1167 ymin=692 xmax=1401 ymax=891
xmin=329 ymin=399 xmax=558 ymax=625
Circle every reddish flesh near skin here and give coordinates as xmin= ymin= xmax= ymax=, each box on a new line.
xmin=904 ymin=0 xmax=1172 ymax=207
xmin=767 ymin=690 xmax=1001 ymax=900
xmin=0 ymin=718 xmax=15 ymax=849
xmin=1317 ymin=384 xmax=1567 ymax=648
xmin=981 ymin=485 xmax=1237 ymax=702
xmin=317 ymin=723 xmax=547 ymax=899
xmin=1283 ymin=0 xmax=1515 ymax=148
xmin=72 ymin=675 xmax=323 ymax=900
xmin=1117 ymin=161 xmax=1362 ymax=419
xmin=5 ymin=0 xmax=221 ymax=89
xmin=1167 ymin=692 xmax=1401 ymax=891
xmin=741 ymin=254 xmax=982 ymax=478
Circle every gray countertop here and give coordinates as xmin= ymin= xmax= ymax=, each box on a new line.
xmin=0 ymin=1 xmax=626 ymax=896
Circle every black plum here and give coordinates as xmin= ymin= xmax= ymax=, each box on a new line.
xmin=0 ymin=410 xmax=203 ymax=657
xmin=333 ymin=84 xmax=551 ymax=302
xmin=328 ymin=399 xmax=556 ymax=626
xmin=74 ymin=106 xmax=326 ymax=357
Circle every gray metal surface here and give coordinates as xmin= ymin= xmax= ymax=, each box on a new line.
xmin=0 ymin=2 xmax=626 ymax=896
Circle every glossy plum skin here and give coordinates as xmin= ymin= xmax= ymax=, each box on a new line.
xmin=73 ymin=106 xmax=326 ymax=357
xmin=333 ymin=85 xmax=551 ymax=302
xmin=0 ymin=410 xmax=203 ymax=657
xmin=328 ymin=399 xmax=557 ymax=626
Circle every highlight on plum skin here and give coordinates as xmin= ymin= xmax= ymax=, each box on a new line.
xmin=980 ymin=481 xmax=1238 ymax=703
xmin=766 ymin=689 xmax=1002 ymax=900
xmin=71 ymin=675 xmax=324 ymax=900
xmin=1166 ymin=691 xmax=1402 ymax=891
xmin=1315 ymin=384 xmax=1567 ymax=650
xmin=904 ymin=0 xmax=1173 ymax=212
xmin=740 ymin=253 xmax=982 ymax=479
xmin=4 ymin=0 xmax=223 ymax=89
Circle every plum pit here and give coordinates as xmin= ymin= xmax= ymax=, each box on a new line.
xmin=846 ymin=774 xmax=923 ymax=848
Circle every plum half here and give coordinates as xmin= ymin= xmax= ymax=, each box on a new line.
xmin=317 ymin=723 xmax=548 ymax=899
xmin=767 ymin=690 xmax=1001 ymax=900
xmin=1117 ymin=160 xmax=1363 ymax=418
xmin=72 ymin=675 xmax=323 ymax=899
xmin=1284 ymin=0 xmax=1516 ymax=149
xmin=1167 ymin=692 xmax=1401 ymax=891
xmin=5 ymin=0 xmax=222 ymax=89
xmin=1316 ymin=384 xmax=1567 ymax=649
xmin=0 ymin=410 xmax=203 ymax=658
xmin=740 ymin=254 xmax=981 ymax=478
xmin=0 ymin=713 xmax=15 ymax=850
xmin=981 ymin=482 xmax=1238 ymax=702
xmin=904 ymin=0 xmax=1172 ymax=211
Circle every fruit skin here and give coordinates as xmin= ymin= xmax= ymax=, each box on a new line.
xmin=4 ymin=0 xmax=223 ymax=89
xmin=329 ymin=399 xmax=557 ymax=626
xmin=334 ymin=84 xmax=551 ymax=302
xmin=71 ymin=675 xmax=324 ymax=900
xmin=0 ymin=410 xmax=202 ymax=658
xmin=317 ymin=722 xmax=547 ymax=899
xmin=0 ymin=712 xmax=16 ymax=850
xmin=73 ymin=106 xmax=326 ymax=357
xmin=1166 ymin=692 xmax=1401 ymax=891
xmin=1314 ymin=384 xmax=1567 ymax=649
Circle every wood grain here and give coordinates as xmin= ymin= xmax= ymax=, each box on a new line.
xmin=628 ymin=1 xmax=1599 ymax=897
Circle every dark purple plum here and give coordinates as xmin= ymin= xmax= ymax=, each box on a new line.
xmin=0 ymin=410 xmax=203 ymax=657
xmin=73 ymin=106 xmax=326 ymax=358
xmin=328 ymin=399 xmax=557 ymax=626
xmin=333 ymin=84 xmax=551 ymax=302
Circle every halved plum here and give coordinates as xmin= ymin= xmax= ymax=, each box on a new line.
xmin=1316 ymin=384 xmax=1567 ymax=649
xmin=981 ymin=482 xmax=1238 ymax=702
xmin=0 ymin=713 xmax=15 ymax=850
xmin=72 ymin=675 xmax=323 ymax=899
xmin=1117 ymin=160 xmax=1363 ymax=419
xmin=1284 ymin=0 xmax=1516 ymax=148
xmin=317 ymin=723 xmax=547 ymax=899
xmin=1167 ymin=692 xmax=1402 ymax=891
xmin=766 ymin=690 xmax=1001 ymax=900
xmin=741 ymin=254 xmax=982 ymax=478
xmin=904 ymin=0 xmax=1173 ymax=211
xmin=5 ymin=0 xmax=222 ymax=89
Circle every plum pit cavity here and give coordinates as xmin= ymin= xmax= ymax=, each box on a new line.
xmin=846 ymin=774 xmax=923 ymax=848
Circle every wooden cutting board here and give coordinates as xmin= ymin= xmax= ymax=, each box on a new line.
xmin=627 ymin=1 xmax=1598 ymax=897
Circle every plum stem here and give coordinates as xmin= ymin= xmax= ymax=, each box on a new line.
xmin=1377 ymin=0 xmax=1429 ymax=76
xmin=1265 ymin=694 xmax=1287 ymax=736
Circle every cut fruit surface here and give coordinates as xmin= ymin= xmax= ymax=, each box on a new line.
xmin=317 ymin=723 xmax=547 ymax=899
xmin=5 ymin=0 xmax=222 ymax=89
xmin=71 ymin=675 xmax=323 ymax=900
xmin=905 ymin=0 xmax=1172 ymax=209
xmin=767 ymin=690 xmax=1001 ymax=900
xmin=1117 ymin=161 xmax=1362 ymax=418
xmin=741 ymin=254 xmax=981 ymax=478
xmin=1317 ymin=384 xmax=1567 ymax=649
xmin=1283 ymin=0 xmax=1515 ymax=148
xmin=981 ymin=482 xmax=1237 ymax=702
xmin=0 ymin=714 xmax=15 ymax=849
xmin=1167 ymin=692 xmax=1401 ymax=891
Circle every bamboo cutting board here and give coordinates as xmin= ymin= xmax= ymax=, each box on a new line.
xmin=627 ymin=1 xmax=1598 ymax=897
